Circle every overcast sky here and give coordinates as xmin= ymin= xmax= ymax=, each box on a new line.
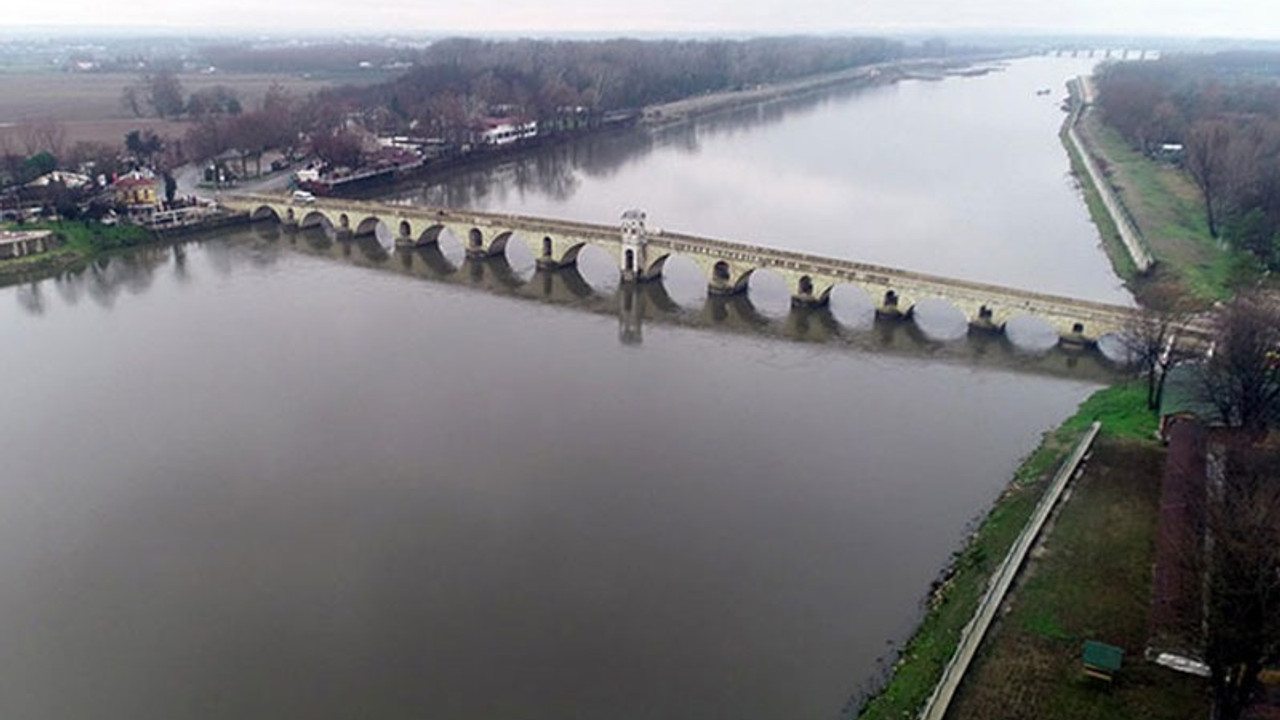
xmin=6 ymin=0 xmax=1280 ymax=40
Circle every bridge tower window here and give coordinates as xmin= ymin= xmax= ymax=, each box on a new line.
xmin=1072 ymin=322 xmax=1085 ymax=334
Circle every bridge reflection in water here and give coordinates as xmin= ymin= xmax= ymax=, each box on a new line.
xmin=252 ymin=222 xmax=1128 ymax=384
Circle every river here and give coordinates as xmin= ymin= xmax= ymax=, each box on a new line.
xmin=0 ymin=56 xmax=1116 ymax=719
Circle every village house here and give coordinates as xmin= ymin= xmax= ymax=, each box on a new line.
xmin=112 ymin=170 xmax=159 ymax=209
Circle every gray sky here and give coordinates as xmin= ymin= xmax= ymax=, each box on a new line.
xmin=7 ymin=0 xmax=1280 ymax=39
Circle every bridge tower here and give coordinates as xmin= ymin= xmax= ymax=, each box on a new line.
xmin=620 ymin=209 xmax=650 ymax=283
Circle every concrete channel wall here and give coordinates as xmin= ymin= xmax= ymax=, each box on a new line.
xmin=1065 ymin=78 xmax=1155 ymax=274
xmin=917 ymin=421 xmax=1103 ymax=720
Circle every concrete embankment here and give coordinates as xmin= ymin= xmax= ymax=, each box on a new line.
xmin=916 ymin=422 xmax=1101 ymax=720
xmin=1064 ymin=76 xmax=1154 ymax=274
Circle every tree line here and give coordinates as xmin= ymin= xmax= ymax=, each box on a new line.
xmin=105 ymin=37 xmax=910 ymax=174
xmin=351 ymin=37 xmax=904 ymax=136
xmin=1094 ymin=54 xmax=1280 ymax=269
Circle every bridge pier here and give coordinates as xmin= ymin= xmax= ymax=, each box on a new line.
xmin=967 ymin=304 xmax=1005 ymax=334
xmin=875 ymin=290 xmax=912 ymax=319
xmin=789 ymin=274 xmax=830 ymax=308
xmin=791 ymin=294 xmax=828 ymax=309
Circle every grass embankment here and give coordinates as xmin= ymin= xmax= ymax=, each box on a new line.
xmin=945 ymin=436 xmax=1209 ymax=719
xmin=856 ymin=383 xmax=1157 ymax=720
xmin=0 ymin=220 xmax=153 ymax=284
xmin=1073 ymin=112 xmax=1255 ymax=307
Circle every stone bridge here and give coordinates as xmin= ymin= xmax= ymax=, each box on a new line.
xmin=223 ymin=193 xmax=1144 ymax=345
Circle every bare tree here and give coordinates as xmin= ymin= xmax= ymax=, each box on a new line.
xmin=144 ymin=70 xmax=186 ymax=119
xmin=1121 ymin=290 xmax=1196 ymax=409
xmin=17 ymin=116 xmax=68 ymax=161
xmin=1198 ymin=292 xmax=1280 ymax=432
xmin=66 ymin=140 xmax=124 ymax=178
xmin=1204 ymin=440 xmax=1280 ymax=720
xmin=121 ymin=84 xmax=142 ymax=117
xmin=310 ymin=130 xmax=363 ymax=170
xmin=1185 ymin=119 xmax=1234 ymax=238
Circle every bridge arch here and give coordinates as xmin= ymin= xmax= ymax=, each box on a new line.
xmin=644 ymin=252 xmax=703 ymax=306
xmin=567 ymin=243 xmax=618 ymax=290
xmin=355 ymin=216 xmax=385 ymax=237
xmin=1004 ymin=315 xmax=1059 ymax=352
xmin=733 ymin=266 xmax=792 ymax=314
xmin=828 ymin=283 xmax=877 ymax=329
xmin=299 ymin=210 xmax=336 ymax=233
xmin=911 ymin=298 xmax=970 ymax=341
xmin=250 ymin=205 xmax=282 ymax=222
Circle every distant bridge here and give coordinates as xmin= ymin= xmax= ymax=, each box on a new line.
xmin=223 ymin=193 xmax=1143 ymax=345
xmin=1045 ymin=48 xmax=1160 ymax=60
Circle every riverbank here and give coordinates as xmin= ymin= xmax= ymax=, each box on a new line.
xmin=0 ymin=220 xmax=158 ymax=286
xmin=944 ymin=434 xmax=1209 ymax=719
xmin=1062 ymin=78 xmax=1154 ymax=278
xmin=855 ymin=383 xmax=1162 ymax=719
xmin=640 ymin=58 xmax=987 ymax=128
xmin=1063 ymin=77 xmax=1255 ymax=309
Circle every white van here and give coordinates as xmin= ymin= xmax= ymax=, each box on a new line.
xmin=291 ymin=190 xmax=316 ymax=204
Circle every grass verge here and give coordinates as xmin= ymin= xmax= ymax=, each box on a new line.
xmin=856 ymin=382 xmax=1156 ymax=720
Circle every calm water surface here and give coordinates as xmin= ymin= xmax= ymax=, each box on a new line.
xmin=0 ymin=56 xmax=1118 ymax=719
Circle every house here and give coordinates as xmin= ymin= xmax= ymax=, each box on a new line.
xmin=112 ymin=170 xmax=158 ymax=208
xmin=26 ymin=171 xmax=92 ymax=190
